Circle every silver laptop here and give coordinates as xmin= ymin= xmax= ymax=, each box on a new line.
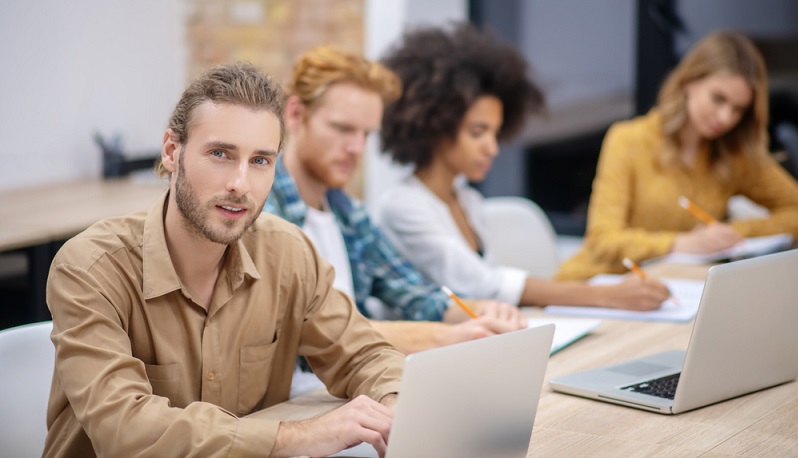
xmin=332 ymin=324 xmax=554 ymax=458
xmin=550 ymin=249 xmax=798 ymax=414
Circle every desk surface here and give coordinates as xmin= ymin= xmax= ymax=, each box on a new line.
xmin=251 ymin=263 xmax=798 ymax=457
xmin=0 ymin=178 xmax=167 ymax=251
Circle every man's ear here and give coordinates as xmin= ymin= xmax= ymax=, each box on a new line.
xmin=284 ymin=95 xmax=307 ymax=133
xmin=161 ymin=129 xmax=179 ymax=173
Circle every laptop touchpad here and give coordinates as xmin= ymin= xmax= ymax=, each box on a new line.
xmin=610 ymin=361 xmax=670 ymax=377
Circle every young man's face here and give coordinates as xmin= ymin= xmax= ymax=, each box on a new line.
xmin=165 ymin=101 xmax=281 ymax=245
xmin=291 ymin=83 xmax=384 ymax=189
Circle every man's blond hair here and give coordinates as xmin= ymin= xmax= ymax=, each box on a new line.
xmin=288 ymin=45 xmax=401 ymax=113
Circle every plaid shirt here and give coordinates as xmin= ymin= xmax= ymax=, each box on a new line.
xmin=263 ymin=157 xmax=450 ymax=321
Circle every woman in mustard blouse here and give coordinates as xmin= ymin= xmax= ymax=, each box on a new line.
xmin=557 ymin=30 xmax=798 ymax=281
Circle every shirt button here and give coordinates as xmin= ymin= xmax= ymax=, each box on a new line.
xmin=207 ymin=371 xmax=215 ymax=381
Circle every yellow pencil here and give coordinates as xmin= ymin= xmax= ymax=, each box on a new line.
xmin=678 ymin=196 xmax=717 ymax=225
xmin=441 ymin=286 xmax=479 ymax=319
xmin=622 ymin=257 xmax=648 ymax=279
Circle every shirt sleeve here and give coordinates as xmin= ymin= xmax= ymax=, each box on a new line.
xmin=47 ymin=262 xmax=279 ymax=457
xmin=378 ymin=187 xmax=526 ymax=305
xmin=731 ymin=154 xmax=798 ymax=237
xmin=580 ymin=123 xmax=679 ymax=262
xmin=292 ymin=236 xmax=404 ymax=401
xmin=350 ymin=206 xmax=452 ymax=321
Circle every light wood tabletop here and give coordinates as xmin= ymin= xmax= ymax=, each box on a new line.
xmin=250 ymin=263 xmax=798 ymax=457
xmin=0 ymin=177 xmax=167 ymax=250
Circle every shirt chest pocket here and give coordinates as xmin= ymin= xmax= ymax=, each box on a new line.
xmin=237 ymin=340 xmax=279 ymax=415
xmin=144 ymin=362 xmax=181 ymax=405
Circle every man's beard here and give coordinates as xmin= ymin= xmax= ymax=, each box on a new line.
xmin=174 ymin=150 xmax=263 ymax=245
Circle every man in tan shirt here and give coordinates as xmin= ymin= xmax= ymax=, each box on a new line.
xmin=44 ymin=62 xmax=403 ymax=457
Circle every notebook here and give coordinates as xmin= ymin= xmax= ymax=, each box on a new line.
xmin=549 ymin=249 xmax=798 ymax=414
xmin=544 ymin=276 xmax=705 ymax=323
xmin=527 ymin=317 xmax=601 ymax=353
xmin=660 ymin=233 xmax=793 ymax=264
xmin=331 ymin=324 xmax=554 ymax=457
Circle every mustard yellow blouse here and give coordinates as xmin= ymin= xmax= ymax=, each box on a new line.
xmin=556 ymin=111 xmax=798 ymax=280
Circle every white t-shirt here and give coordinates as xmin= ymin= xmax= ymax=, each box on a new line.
xmin=302 ymin=203 xmax=356 ymax=300
xmin=291 ymin=202 xmax=356 ymax=399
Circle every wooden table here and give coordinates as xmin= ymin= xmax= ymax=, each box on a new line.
xmin=0 ymin=178 xmax=167 ymax=321
xmin=251 ymin=263 xmax=798 ymax=457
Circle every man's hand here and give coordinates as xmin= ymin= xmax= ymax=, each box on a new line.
xmin=439 ymin=300 xmax=526 ymax=347
xmin=597 ymin=274 xmax=671 ymax=311
xmin=271 ymin=395 xmax=393 ymax=458
xmin=379 ymin=392 xmax=397 ymax=410
xmin=443 ymin=299 xmax=524 ymax=326
xmin=473 ymin=300 xmax=527 ymax=328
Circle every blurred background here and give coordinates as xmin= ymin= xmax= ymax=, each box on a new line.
xmin=1 ymin=0 xmax=797 ymax=329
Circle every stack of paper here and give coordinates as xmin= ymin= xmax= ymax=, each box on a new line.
xmin=544 ymin=275 xmax=706 ymax=323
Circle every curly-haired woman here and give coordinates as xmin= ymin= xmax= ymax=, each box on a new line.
xmin=377 ymin=23 xmax=670 ymax=310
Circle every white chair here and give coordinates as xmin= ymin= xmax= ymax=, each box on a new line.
xmin=775 ymin=122 xmax=798 ymax=179
xmin=728 ymin=195 xmax=769 ymax=221
xmin=482 ymin=196 xmax=560 ymax=278
xmin=0 ymin=321 xmax=54 ymax=458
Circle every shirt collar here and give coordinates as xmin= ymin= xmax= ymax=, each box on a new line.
xmin=232 ymin=225 xmax=261 ymax=283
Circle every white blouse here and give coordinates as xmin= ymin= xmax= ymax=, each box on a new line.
xmin=377 ymin=175 xmax=527 ymax=305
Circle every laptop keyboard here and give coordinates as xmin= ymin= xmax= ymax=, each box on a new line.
xmin=621 ymin=373 xmax=681 ymax=399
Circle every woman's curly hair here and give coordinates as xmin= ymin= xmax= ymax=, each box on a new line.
xmin=380 ymin=22 xmax=544 ymax=169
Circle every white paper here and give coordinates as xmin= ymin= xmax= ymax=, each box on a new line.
xmin=527 ymin=317 xmax=602 ymax=354
xmin=660 ymin=233 xmax=793 ymax=264
xmin=543 ymin=275 xmax=705 ymax=323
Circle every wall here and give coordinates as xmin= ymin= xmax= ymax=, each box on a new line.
xmin=677 ymin=0 xmax=798 ymax=48
xmin=520 ymin=0 xmax=635 ymax=108
xmin=0 ymin=0 xmax=185 ymax=191
xmin=480 ymin=0 xmax=636 ymax=199
xmin=185 ymin=0 xmax=364 ymax=95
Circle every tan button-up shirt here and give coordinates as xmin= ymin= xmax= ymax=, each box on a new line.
xmin=44 ymin=192 xmax=404 ymax=457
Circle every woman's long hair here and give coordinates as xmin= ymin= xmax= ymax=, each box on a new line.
xmin=657 ymin=30 xmax=768 ymax=181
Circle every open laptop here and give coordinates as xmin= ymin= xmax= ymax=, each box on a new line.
xmin=550 ymin=249 xmax=798 ymax=414
xmin=332 ymin=324 xmax=554 ymax=458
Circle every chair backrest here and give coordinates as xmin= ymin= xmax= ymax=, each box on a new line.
xmin=775 ymin=122 xmax=798 ymax=179
xmin=482 ymin=196 xmax=559 ymax=278
xmin=0 ymin=321 xmax=54 ymax=458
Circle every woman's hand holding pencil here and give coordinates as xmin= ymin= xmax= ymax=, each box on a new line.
xmin=623 ymin=258 xmax=679 ymax=306
xmin=674 ymin=196 xmax=743 ymax=253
